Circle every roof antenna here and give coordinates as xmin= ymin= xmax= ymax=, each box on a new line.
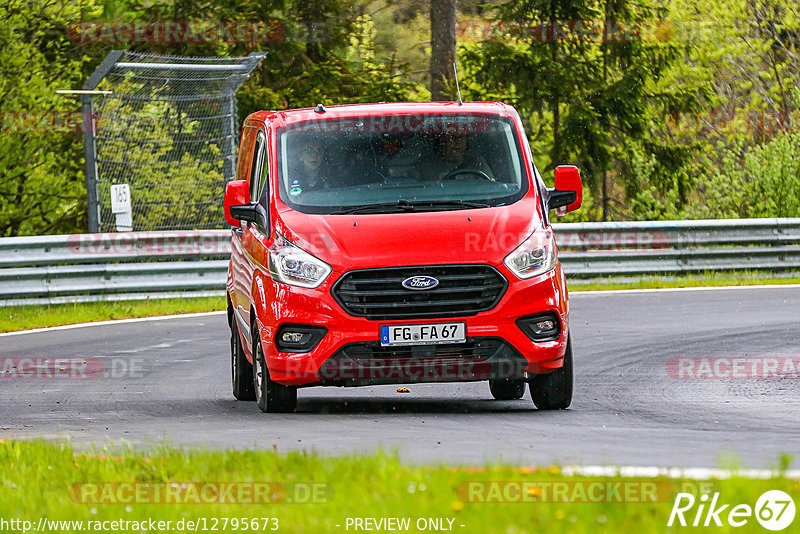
xmin=452 ymin=61 xmax=463 ymax=106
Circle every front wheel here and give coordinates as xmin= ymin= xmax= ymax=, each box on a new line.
xmin=489 ymin=379 xmax=526 ymax=400
xmin=253 ymin=337 xmax=297 ymax=413
xmin=528 ymin=336 xmax=574 ymax=410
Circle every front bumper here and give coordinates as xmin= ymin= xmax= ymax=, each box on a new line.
xmin=256 ymin=263 xmax=570 ymax=386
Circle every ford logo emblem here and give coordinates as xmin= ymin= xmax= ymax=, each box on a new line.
xmin=401 ymin=275 xmax=439 ymax=291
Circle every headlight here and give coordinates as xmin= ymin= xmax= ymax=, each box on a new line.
xmin=268 ymin=233 xmax=332 ymax=288
xmin=503 ymin=228 xmax=556 ymax=279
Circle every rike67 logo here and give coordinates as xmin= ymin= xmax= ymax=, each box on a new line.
xmin=669 ymin=490 xmax=795 ymax=531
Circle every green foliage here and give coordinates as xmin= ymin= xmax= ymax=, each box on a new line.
xmin=125 ymin=0 xmax=423 ymax=117
xmin=618 ymin=145 xmax=683 ymax=221
xmin=642 ymin=0 xmax=800 ymax=220
xmin=459 ymin=0 xmax=800 ymax=221
xmin=0 ymin=0 xmax=425 ymax=235
xmin=5 ymin=0 xmax=800 ymax=234
xmin=686 ymin=134 xmax=800 ymax=219
xmin=0 ymin=0 xmax=102 ymax=236
xmin=460 ymin=0 xmax=700 ymax=221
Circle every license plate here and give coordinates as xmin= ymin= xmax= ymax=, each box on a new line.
xmin=380 ymin=323 xmax=466 ymax=347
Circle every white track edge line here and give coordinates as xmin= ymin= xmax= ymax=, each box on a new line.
xmin=4 ymin=284 xmax=800 ymax=336
xmin=0 ymin=311 xmax=226 ymax=337
xmin=562 ymin=465 xmax=800 ymax=480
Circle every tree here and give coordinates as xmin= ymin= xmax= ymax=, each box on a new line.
xmin=126 ymin=0 xmax=421 ymax=115
xmin=0 ymin=0 xmax=423 ymax=235
xmin=430 ymin=0 xmax=457 ymax=100
xmin=461 ymin=0 xmax=698 ymax=221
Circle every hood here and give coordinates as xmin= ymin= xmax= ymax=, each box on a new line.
xmin=275 ymin=197 xmax=541 ymax=272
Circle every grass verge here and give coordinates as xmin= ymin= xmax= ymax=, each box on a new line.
xmin=0 ymin=440 xmax=797 ymax=533
xmin=569 ymin=271 xmax=800 ymax=292
xmin=2 ymin=272 xmax=800 ymax=333
xmin=0 ymin=297 xmax=225 ymax=333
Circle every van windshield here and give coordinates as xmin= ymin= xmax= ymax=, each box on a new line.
xmin=276 ymin=113 xmax=529 ymax=214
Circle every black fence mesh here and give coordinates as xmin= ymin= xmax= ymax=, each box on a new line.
xmin=91 ymin=51 xmax=265 ymax=231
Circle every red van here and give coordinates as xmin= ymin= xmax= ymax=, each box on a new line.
xmin=224 ymin=102 xmax=582 ymax=413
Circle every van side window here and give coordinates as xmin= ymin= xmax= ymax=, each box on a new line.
xmin=249 ymin=131 xmax=266 ymax=201
xmin=259 ymin=135 xmax=269 ymax=200
xmin=237 ymin=125 xmax=258 ymax=183
xmin=520 ymin=131 xmax=550 ymax=225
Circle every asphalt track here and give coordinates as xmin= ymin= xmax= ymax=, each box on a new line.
xmin=2 ymin=286 xmax=799 ymax=468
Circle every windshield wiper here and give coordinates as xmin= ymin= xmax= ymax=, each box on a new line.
xmin=332 ymin=200 xmax=418 ymax=215
xmin=409 ymin=200 xmax=491 ymax=210
xmin=331 ymin=199 xmax=490 ymax=215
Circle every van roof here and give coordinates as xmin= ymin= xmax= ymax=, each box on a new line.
xmin=246 ymin=101 xmax=520 ymax=128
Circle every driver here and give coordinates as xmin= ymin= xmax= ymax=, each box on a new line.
xmin=419 ymin=133 xmax=493 ymax=181
xmin=287 ymin=139 xmax=338 ymax=194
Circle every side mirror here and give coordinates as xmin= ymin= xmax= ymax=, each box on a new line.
xmin=229 ymin=202 xmax=269 ymax=230
xmin=224 ymin=180 xmax=249 ymax=227
xmin=549 ymin=165 xmax=582 ymax=214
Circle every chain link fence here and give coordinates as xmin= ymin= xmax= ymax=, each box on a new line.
xmin=81 ymin=51 xmax=265 ymax=232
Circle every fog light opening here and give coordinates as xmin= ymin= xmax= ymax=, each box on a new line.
xmin=516 ymin=313 xmax=561 ymax=342
xmin=281 ymin=331 xmax=309 ymax=344
xmin=275 ymin=324 xmax=327 ymax=353
xmin=531 ymin=320 xmax=555 ymax=335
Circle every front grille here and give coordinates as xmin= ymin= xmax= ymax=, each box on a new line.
xmin=332 ymin=265 xmax=507 ymax=320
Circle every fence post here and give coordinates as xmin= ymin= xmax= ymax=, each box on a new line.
xmin=224 ymin=95 xmax=238 ymax=183
xmin=81 ymin=50 xmax=124 ymax=233
xmin=80 ymin=94 xmax=100 ymax=233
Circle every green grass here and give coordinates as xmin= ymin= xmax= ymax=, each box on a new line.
xmin=2 ymin=271 xmax=799 ymax=334
xmin=0 ymin=297 xmax=225 ymax=333
xmin=569 ymin=271 xmax=800 ymax=292
xmin=0 ymin=441 xmax=796 ymax=533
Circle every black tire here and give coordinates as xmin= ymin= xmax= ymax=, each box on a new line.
xmin=253 ymin=336 xmax=297 ymax=413
xmin=230 ymin=320 xmax=255 ymax=401
xmin=528 ymin=335 xmax=574 ymax=410
xmin=489 ymin=379 xmax=526 ymax=400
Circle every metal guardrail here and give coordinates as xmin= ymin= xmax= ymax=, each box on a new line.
xmin=0 ymin=232 xmax=230 ymax=306
xmin=555 ymin=218 xmax=800 ymax=277
xmin=0 ymin=232 xmax=230 ymax=268
xmin=1 ymin=218 xmax=799 ymax=305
